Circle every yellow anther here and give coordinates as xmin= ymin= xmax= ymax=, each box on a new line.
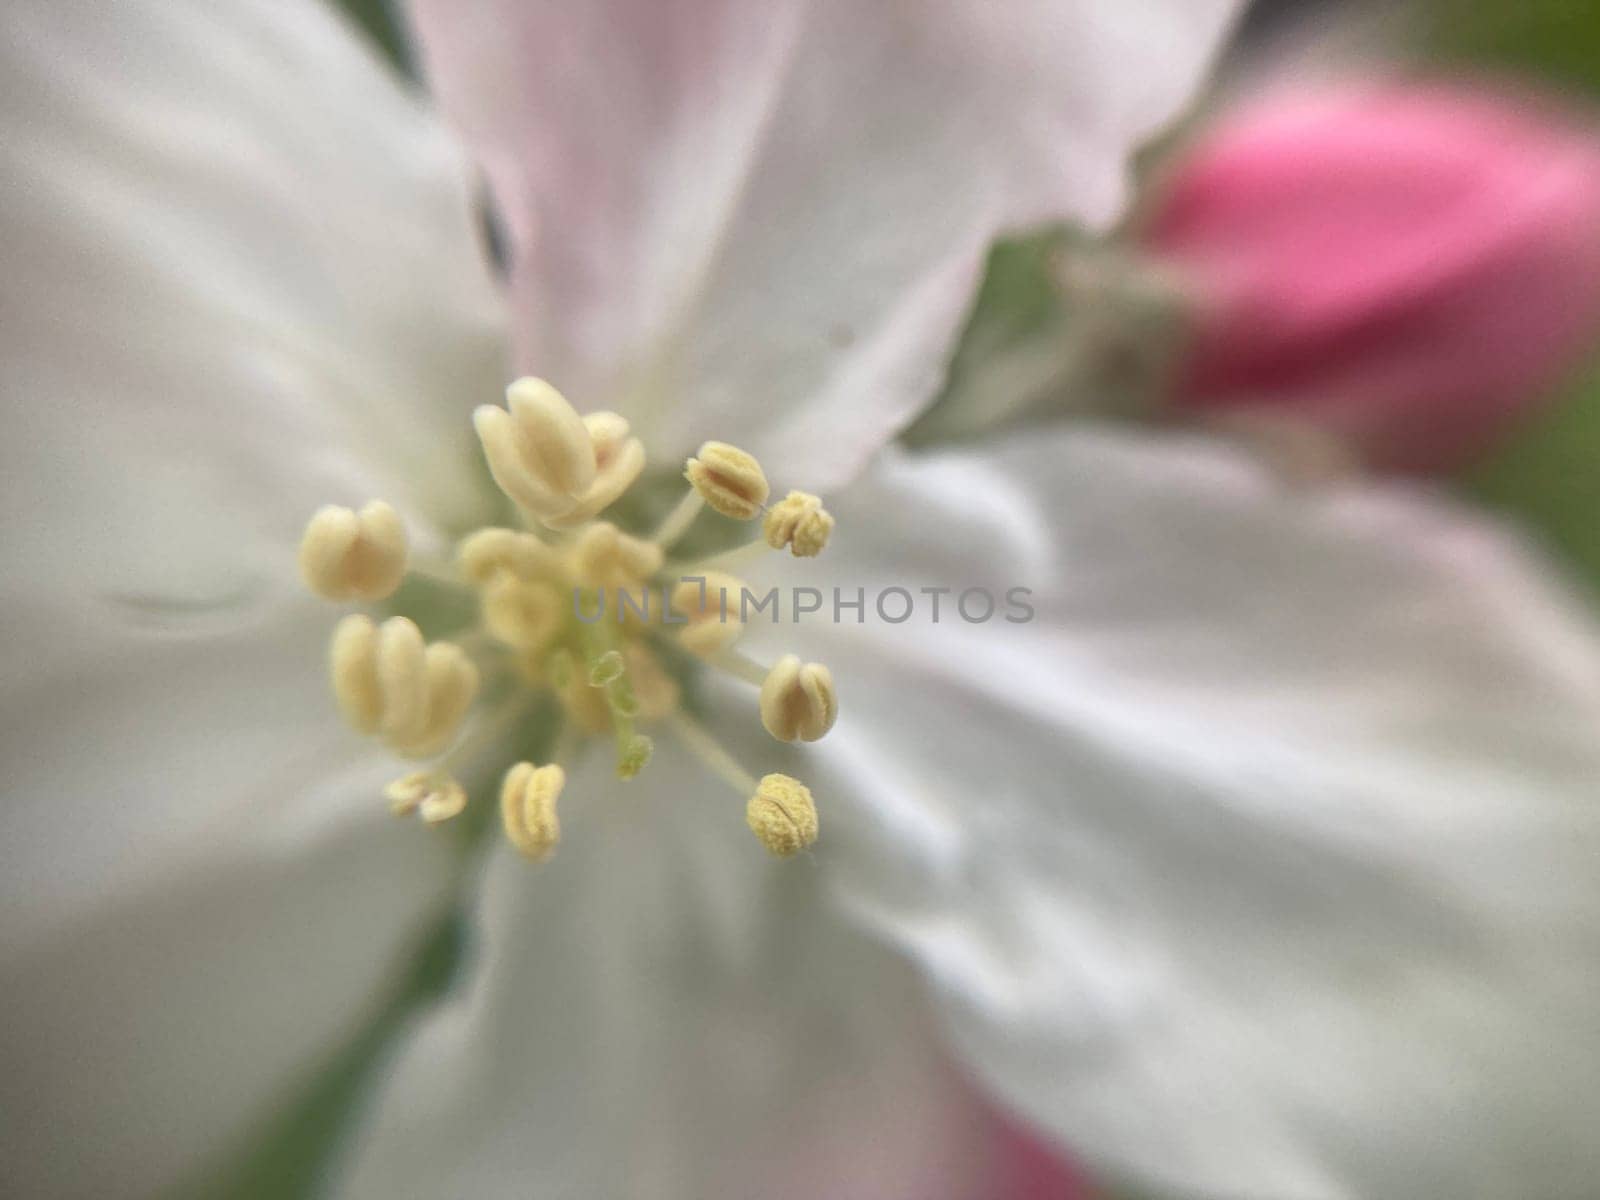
xmin=585 ymin=416 xmax=633 ymax=467
xmin=474 ymin=378 xmax=596 ymax=519
xmin=746 ymin=773 xmax=818 ymax=857
xmin=376 ymin=616 xmax=429 ymax=747
xmin=508 ymin=377 xmax=597 ymax=495
xmin=395 ymin=642 xmax=479 ymax=758
xmin=572 ymin=522 xmax=664 ymax=589
xmin=763 ymin=491 xmax=834 ymax=557
xmin=299 ymin=501 xmax=408 ymax=601
xmin=384 ymin=771 xmax=468 ymax=824
xmin=541 ymin=413 xmax=647 ymax=530
xmin=585 ymin=411 xmax=633 ymax=459
xmin=758 ymin=654 xmax=837 ymax=743
xmin=500 ymin=761 xmax=564 ymax=862
xmin=328 ymin=615 xmax=479 ymax=758
xmin=305 ymin=379 xmax=857 ymax=852
xmin=471 ymin=377 xmax=646 ymax=528
xmin=670 ymin=572 xmax=746 ymax=657
xmin=482 ymin=576 xmax=564 ymax=651
xmin=458 ymin=527 xmax=561 ymax=585
xmin=330 ymin=614 xmax=384 ymax=734
xmin=685 ymin=441 xmax=769 ymax=520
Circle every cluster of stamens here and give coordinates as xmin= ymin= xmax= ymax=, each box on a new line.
xmin=298 ymin=378 xmax=837 ymax=860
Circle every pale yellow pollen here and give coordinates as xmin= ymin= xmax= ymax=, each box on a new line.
xmin=541 ymin=413 xmax=647 ymax=530
xmin=383 ymin=771 xmax=468 ymax=824
xmin=330 ymin=613 xmax=384 ymax=734
xmin=474 ymin=378 xmax=595 ymax=518
xmin=585 ymin=412 xmax=634 ymax=461
xmin=473 ymin=405 xmax=560 ymax=514
xmin=299 ymin=501 xmax=408 ymax=601
xmin=307 ymin=374 xmax=845 ymax=865
xmin=685 ymin=441 xmax=769 ymax=520
xmin=397 ymin=642 xmax=479 ymax=758
xmin=328 ymin=615 xmax=479 ymax=758
xmin=482 ymin=575 xmax=565 ymax=651
xmin=758 ymin=654 xmax=837 ymax=743
xmin=670 ymin=572 xmax=746 ymax=657
xmin=474 ymin=378 xmax=646 ymax=528
xmin=375 ymin=616 xmax=429 ymax=747
xmin=572 ymin=521 xmax=664 ymax=589
xmin=500 ymin=761 xmax=564 ymax=862
xmin=508 ymin=376 xmax=599 ymax=495
xmin=746 ymin=773 xmax=818 ymax=857
xmin=763 ymin=491 xmax=834 ymax=557
xmin=457 ymin=527 xmax=561 ymax=585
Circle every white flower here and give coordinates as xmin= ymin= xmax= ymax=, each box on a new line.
xmin=772 ymin=436 xmax=1600 ymax=1199
xmin=7 ymin=4 xmax=1600 ymax=1200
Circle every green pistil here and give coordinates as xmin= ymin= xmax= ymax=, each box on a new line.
xmin=577 ymin=598 xmax=654 ymax=780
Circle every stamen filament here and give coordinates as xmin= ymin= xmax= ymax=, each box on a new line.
xmin=450 ymin=628 xmax=505 ymax=659
xmin=436 ymin=687 xmax=535 ymax=773
xmin=709 ymin=648 xmax=769 ymax=687
xmin=405 ymin=557 xmax=470 ymax=591
xmin=668 ymin=537 xmax=772 ymax=577
xmin=549 ymin=717 xmax=580 ymax=771
xmin=649 ymin=488 xmax=705 ymax=550
xmin=667 ymin=711 xmax=758 ymax=796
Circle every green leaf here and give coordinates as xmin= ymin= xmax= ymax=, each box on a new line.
xmin=1469 ymin=359 xmax=1600 ymax=596
xmin=331 ymin=0 xmax=411 ymax=75
xmin=1422 ymin=0 xmax=1600 ymax=97
xmin=171 ymin=909 xmax=468 ymax=1200
xmin=903 ymin=228 xmax=1188 ymax=448
xmin=170 ymin=697 xmax=561 ymax=1199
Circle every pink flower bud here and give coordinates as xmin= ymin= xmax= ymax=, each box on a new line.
xmin=1142 ymin=82 xmax=1600 ymax=472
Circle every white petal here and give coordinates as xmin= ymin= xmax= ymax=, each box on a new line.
xmin=742 ymin=430 xmax=1600 ymax=1199
xmin=0 ymin=1 xmax=503 ymax=1193
xmin=0 ymin=787 xmax=450 ymax=1200
xmin=331 ymin=737 xmax=1016 ymax=1200
xmin=408 ymin=0 xmax=1243 ymax=488
xmin=2 ymin=0 xmax=507 ymax=589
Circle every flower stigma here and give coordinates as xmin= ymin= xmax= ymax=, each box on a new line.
xmin=297 ymin=377 xmax=838 ymax=861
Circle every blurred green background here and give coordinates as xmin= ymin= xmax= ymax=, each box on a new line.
xmin=1426 ymin=0 xmax=1600 ymax=590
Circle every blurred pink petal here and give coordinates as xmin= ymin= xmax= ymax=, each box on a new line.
xmin=1142 ymin=82 xmax=1600 ymax=472
xmin=994 ymin=1114 xmax=1095 ymax=1200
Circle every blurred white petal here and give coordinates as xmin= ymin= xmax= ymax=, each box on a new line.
xmin=0 ymin=1 xmax=507 ymax=1193
xmin=332 ymin=738 xmax=1015 ymax=1200
xmin=743 ymin=429 xmax=1600 ymax=1199
xmin=408 ymin=0 xmax=1243 ymax=488
xmin=1 ymin=786 xmax=451 ymax=1200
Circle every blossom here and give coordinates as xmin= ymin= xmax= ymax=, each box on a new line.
xmin=0 ymin=0 xmax=1237 ymax=1196
xmin=1142 ymin=81 xmax=1600 ymax=472
xmin=7 ymin=4 xmax=1600 ymax=1200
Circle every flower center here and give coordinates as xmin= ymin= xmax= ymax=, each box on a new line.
xmin=298 ymin=378 xmax=837 ymax=860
